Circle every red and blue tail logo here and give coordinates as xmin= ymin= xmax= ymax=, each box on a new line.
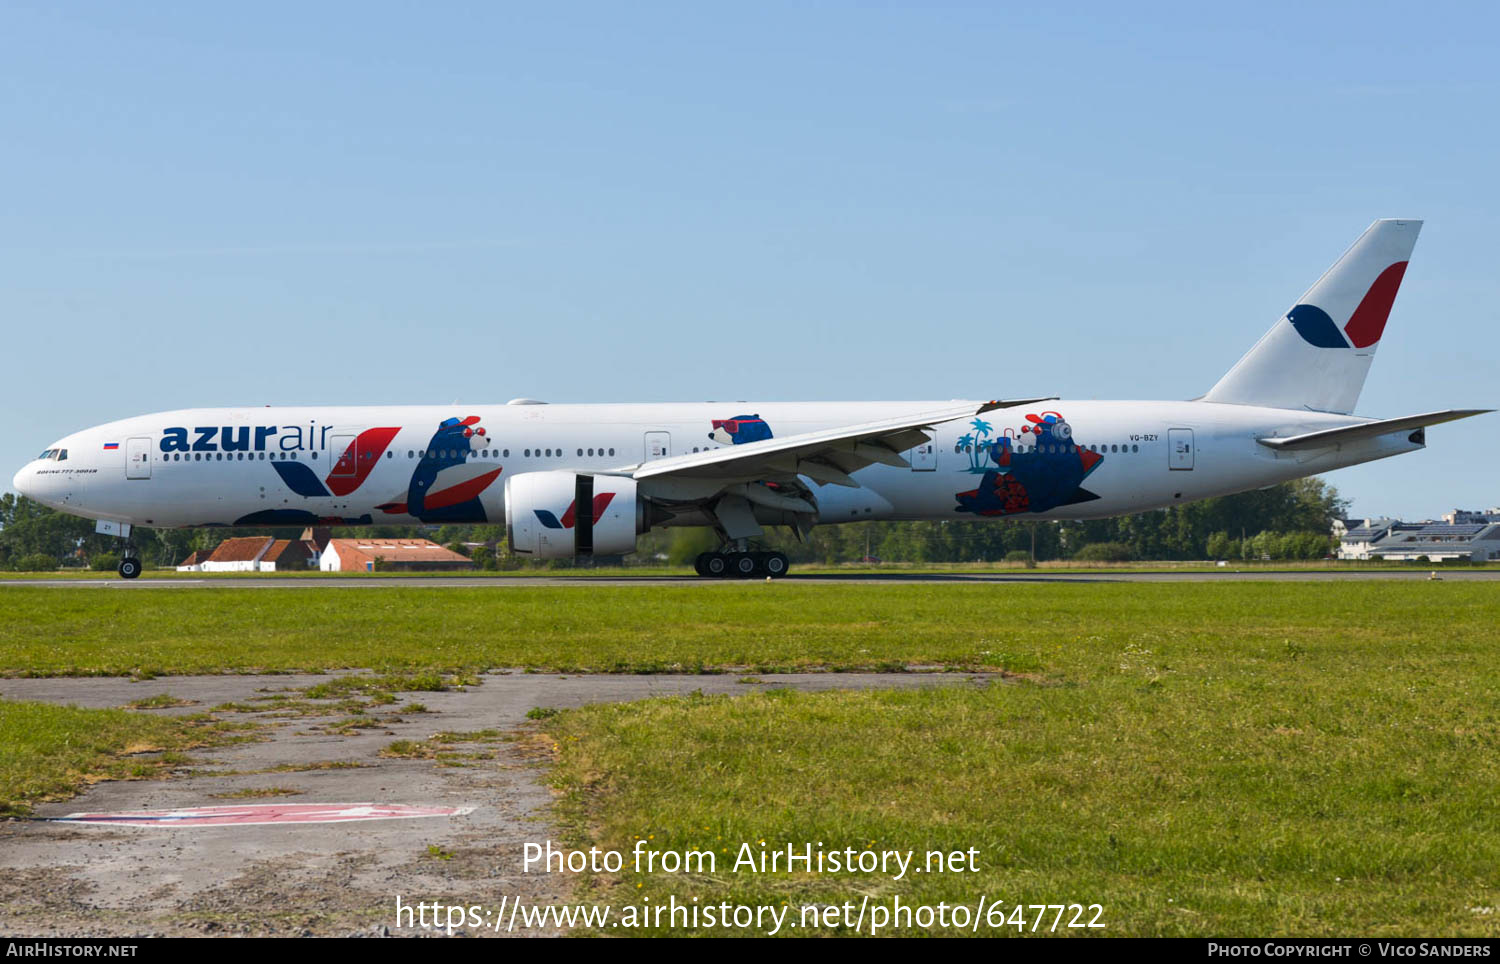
xmin=1289 ymin=261 xmax=1408 ymax=349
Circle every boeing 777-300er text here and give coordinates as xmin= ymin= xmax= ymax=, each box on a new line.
xmin=12 ymin=219 xmax=1490 ymax=578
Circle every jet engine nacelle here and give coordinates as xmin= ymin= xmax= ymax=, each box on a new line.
xmin=505 ymin=470 xmax=644 ymax=559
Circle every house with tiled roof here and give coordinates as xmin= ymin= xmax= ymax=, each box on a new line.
xmin=319 ymin=538 xmax=474 ymax=573
xmin=176 ymin=550 xmax=208 ymax=572
xmin=200 ymin=536 xmax=275 ymax=572
xmin=260 ymin=538 xmax=318 ymax=571
xmin=299 ymin=527 xmax=332 ymax=556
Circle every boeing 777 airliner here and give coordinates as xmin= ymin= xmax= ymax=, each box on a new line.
xmin=12 ymin=219 xmax=1489 ymax=578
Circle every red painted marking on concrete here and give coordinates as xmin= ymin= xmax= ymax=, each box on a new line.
xmin=49 ymin=802 xmax=473 ymax=828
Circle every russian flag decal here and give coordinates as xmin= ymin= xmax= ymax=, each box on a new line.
xmin=103 ymin=442 xmax=119 ymax=450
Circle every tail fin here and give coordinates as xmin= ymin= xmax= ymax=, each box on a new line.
xmin=1203 ymin=218 xmax=1421 ymax=414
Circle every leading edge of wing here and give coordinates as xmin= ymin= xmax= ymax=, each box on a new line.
xmin=630 ymin=397 xmax=1058 ymax=481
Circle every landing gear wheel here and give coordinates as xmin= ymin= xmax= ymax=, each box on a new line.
xmin=764 ymin=552 xmax=789 ymax=578
xmin=734 ymin=554 xmax=758 ymax=578
xmin=117 ymin=557 xmax=142 ymax=580
xmin=704 ymin=554 xmax=728 ymax=577
xmin=694 ymin=552 xmax=713 ymax=577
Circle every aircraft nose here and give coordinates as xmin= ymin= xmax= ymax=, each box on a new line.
xmin=12 ymin=466 xmax=28 ymax=497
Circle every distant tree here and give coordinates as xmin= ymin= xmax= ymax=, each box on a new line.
xmin=1073 ymin=542 xmax=1135 ymax=563
xmin=12 ymin=552 xmax=58 ymax=572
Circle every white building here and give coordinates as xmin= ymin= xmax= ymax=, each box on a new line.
xmin=198 ymin=536 xmax=275 ymax=572
xmin=1442 ymin=507 xmax=1500 ymax=525
xmin=1338 ymin=520 xmax=1500 ymax=562
xmin=179 ymin=536 xmax=317 ymax=572
xmin=320 ymin=538 xmax=474 ymax=572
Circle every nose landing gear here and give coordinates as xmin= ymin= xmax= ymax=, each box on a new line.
xmin=95 ymin=521 xmax=143 ymax=579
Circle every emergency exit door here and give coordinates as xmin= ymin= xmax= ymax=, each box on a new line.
xmin=909 ymin=439 xmax=937 ymax=471
xmin=1168 ymin=428 xmax=1195 ymax=470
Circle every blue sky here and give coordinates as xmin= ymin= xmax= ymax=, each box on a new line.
xmin=2 ymin=1 xmax=1495 ymax=519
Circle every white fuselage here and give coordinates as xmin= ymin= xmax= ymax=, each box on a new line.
xmin=13 ymin=399 xmax=1419 ymax=532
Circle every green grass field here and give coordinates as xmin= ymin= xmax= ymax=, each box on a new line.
xmin=1 ymin=581 xmax=1491 ymax=677
xmin=531 ymin=584 xmax=1500 ymax=935
xmin=2 ymin=581 xmax=1496 ymax=934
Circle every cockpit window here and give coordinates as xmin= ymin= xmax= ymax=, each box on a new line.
xmin=38 ymin=449 xmax=55 ymax=460
xmin=35 ymin=448 xmax=67 ymax=461
xmin=56 ymin=449 xmax=67 ymax=462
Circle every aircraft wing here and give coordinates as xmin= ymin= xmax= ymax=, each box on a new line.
xmin=1256 ymin=409 xmax=1491 ymax=452
xmin=631 ymin=397 xmax=1057 ymax=489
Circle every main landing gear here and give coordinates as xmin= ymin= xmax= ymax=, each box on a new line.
xmin=693 ymin=550 xmax=790 ymax=579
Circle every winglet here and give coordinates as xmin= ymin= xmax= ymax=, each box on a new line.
xmin=977 ymin=396 xmax=1059 ymax=415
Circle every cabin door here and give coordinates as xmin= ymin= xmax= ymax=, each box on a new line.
xmin=1168 ymin=428 xmax=1195 ymax=470
xmin=126 ymin=437 xmax=152 ymax=480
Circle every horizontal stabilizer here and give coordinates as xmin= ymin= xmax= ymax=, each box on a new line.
xmin=1256 ymin=409 xmax=1491 ymax=451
